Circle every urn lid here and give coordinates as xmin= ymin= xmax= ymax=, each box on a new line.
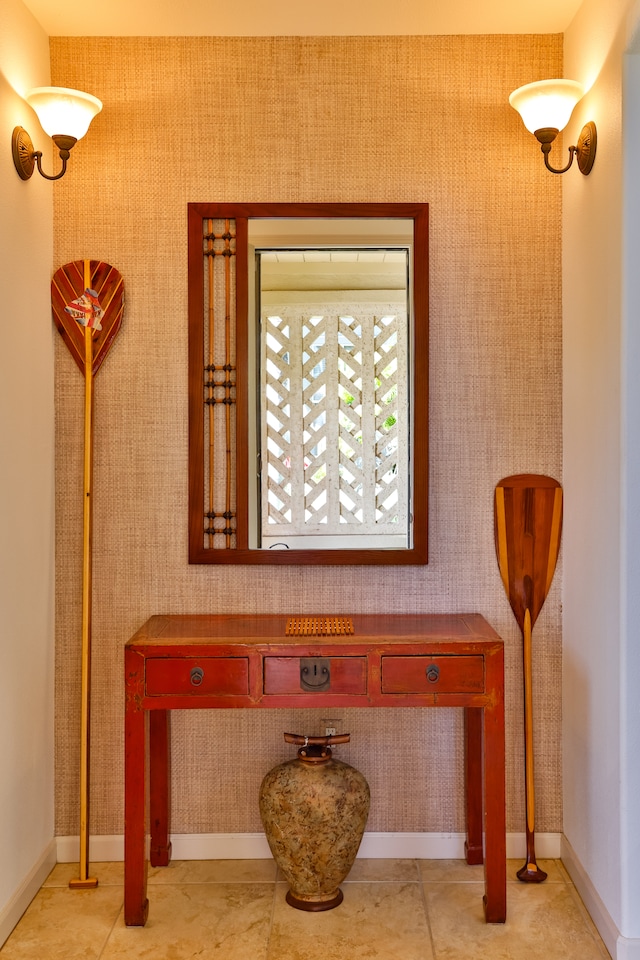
xmin=284 ymin=732 xmax=350 ymax=764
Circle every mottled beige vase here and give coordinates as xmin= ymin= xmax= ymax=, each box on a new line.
xmin=259 ymin=735 xmax=370 ymax=911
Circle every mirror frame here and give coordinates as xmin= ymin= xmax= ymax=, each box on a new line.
xmin=188 ymin=201 xmax=429 ymax=565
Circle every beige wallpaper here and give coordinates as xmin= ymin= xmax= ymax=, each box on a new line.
xmin=50 ymin=35 xmax=563 ymax=838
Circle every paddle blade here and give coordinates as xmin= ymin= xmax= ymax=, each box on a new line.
xmin=51 ymin=260 xmax=124 ymax=377
xmin=494 ymin=474 xmax=563 ymax=631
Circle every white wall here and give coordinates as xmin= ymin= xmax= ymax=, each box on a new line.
xmin=563 ymin=0 xmax=640 ymax=954
xmin=0 ymin=0 xmax=55 ymax=944
xmin=620 ymin=23 xmax=640 ymax=946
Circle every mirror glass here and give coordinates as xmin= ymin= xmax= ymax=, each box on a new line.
xmin=187 ymin=202 xmax=428 ymax=565
xmin=249 ymin=220 xmax=412 ymax=551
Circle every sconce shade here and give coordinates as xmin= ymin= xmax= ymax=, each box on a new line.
xmin=25 ymin=87 xmax=102 ymax=141
xmin=509 ymin=79 xmax=583 ymax=135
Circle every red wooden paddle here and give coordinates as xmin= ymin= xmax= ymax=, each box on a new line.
xmin=52 ymin=260 xmax=124 ymax=889
xmin=494 ymin=474 xmax=562 ymax=882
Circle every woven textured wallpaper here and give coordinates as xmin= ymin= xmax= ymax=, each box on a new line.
xmin=51 ymin=35 xmax=563 ymax=838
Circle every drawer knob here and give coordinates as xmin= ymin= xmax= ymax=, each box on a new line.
xmin=190 ymin=666 xmax=204 ymax=687
xmin=426 ymin=664 xmax=440 ymax=683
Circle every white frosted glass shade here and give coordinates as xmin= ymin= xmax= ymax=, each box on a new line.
xmin=509 ymin=79 xmax=583 ymax=135
xmin=25 ymin=86 xmax=102 ymax=141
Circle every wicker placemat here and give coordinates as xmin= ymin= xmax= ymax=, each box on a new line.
xmin=286 ymin=616 xmax=354 ymax=636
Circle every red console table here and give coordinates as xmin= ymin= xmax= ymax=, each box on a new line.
xmin=124 ymin=613 xmax=506 ymax=925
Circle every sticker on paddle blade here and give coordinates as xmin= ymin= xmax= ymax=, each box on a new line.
xmin=64 ymin=289 xmax=104 ymax=330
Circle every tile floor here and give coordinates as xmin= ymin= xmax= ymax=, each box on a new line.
xmin=0 ymin=858 xmax=611 ymax=960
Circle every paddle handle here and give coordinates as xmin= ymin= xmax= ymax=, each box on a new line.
xmin=69 ymin=264 xmax=98 ymax=889
xmin=517 ymin=608 xmax=547 ymax=882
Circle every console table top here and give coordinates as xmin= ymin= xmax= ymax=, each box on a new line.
xmin=128 ymin=612 xmax=501 ymax=647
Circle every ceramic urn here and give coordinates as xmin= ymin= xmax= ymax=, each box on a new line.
xmin=259 ymin=733 xmax=370 ymax=911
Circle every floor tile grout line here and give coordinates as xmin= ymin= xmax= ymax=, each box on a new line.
xmin=563 ymin=881 xmax=614 ymax=959
xmin=517 ymin=866 xmax=612 ymax=960
xmin=265 ymin=877 xmax=279 ymax=959
xmin=418 ymin=864 xmax=439 ymax=960
xmin=96 ymin=898 xmax=124 ymax=960
xmin=147 ymin=879 xmax=280 ymax=885
xmin=45 ymin=876 xmax=573 ymax=887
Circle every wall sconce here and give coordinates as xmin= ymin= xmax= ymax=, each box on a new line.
xmin=12 ymin=86 xmax=102 ymax=182
xmin=509 ymin=79 xmax=597 ymax=175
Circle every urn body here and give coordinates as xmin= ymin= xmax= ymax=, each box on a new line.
xmin=259 ymin=743 xmax=370 ymax=911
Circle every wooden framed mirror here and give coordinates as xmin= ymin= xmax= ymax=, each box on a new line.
xmin=188 ymin=202 xmax=428 ymax=565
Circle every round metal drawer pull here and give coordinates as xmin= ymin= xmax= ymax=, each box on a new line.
xmin=190 ymin=667 xmax=204 ymax=686
xmin=426 ymin=664 xmax=440 ymax=683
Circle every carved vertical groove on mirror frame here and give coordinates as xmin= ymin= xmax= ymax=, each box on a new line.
xmin=188 ymin=202 xmax=429 ymax=565
xmin=203 ymin=217 xmax=237 ymax=550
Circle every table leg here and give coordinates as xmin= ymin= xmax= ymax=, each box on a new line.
xmin=482 ymin=698 xmax=507 ymax=923
xmin=150 ymin=710 xmax=172 ymax=867
xmin=124 ymin=683 xmax=149 ymax=926
xmin=463 ymin=707 xmax=484 ymax=865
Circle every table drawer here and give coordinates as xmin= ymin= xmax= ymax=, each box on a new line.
xmin=263 ymin=656 xmax=367 ymax=695
xmin=145 ymin=657 xmax=249 ymax=696
xmin=381 ymin=656 xmax=484 ymax=694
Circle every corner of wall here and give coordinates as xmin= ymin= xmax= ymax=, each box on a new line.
xmin=0 ymin=0 xmax=55 ymax=936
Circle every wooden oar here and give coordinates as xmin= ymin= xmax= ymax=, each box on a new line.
xmin=494 ymin=474 xmax=562 ymax=882
xmin=52 ymin=260 xmax=124 ymax=889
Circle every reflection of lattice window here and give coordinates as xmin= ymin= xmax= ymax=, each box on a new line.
xmin=260 ymin=304 xmax=409 ymax=548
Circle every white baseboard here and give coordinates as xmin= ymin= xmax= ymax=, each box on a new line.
xmin=561 ymin=835 xmax=640 ymax=960
xmin=55 ymin=831 xmax=562 ymax=863
xmin=0 ymin=840 xmax=57 ymax=950
xmin=507 ymin=832 xmax=561 ymax=859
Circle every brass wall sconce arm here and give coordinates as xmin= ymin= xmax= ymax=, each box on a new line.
xmin=534 ymin=121 xmax=597 ymax=176
xmin=12 ymin=126 xmax=78 ymax=181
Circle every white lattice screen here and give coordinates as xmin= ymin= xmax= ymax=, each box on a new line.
xmin=260 ymin=303 xmax=409 ymax=548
